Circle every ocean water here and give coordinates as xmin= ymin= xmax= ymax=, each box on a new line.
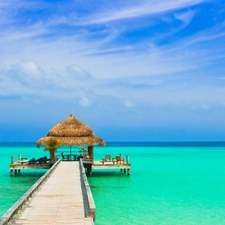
xmin=1 ymin=142 xmax=225 ymax=225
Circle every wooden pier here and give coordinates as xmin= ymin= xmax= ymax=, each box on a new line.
xmin=2 ymin=153 xmax=131 ymax=224
xmin=1 ymin=161 xmax=95 ymax=225
xmin=92 ymin=161 xmax=131 ymax=174
xmin=10 ymin=152 xmax=131 ymax=177
xmin=82 ymin=154 xmax=131 ymax=175
xmin=9 ymin=155 xmax=53 ymax=176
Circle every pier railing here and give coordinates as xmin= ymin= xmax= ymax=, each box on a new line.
xmin=0 ymin=159 xmax=60 ymax=225
xmin=79 ymin=159 xmax=96 ymax=222
xmin=82 ymin=159 xmax=93 ymax=164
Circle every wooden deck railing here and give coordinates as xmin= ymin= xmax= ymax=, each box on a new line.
xmin=0 ymin=160 xmax=60 ymax=225
xmin=79 ymin=159 xmax=96 ymax=221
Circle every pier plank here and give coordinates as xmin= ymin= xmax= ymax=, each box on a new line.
xmin=12 ymin=162 xmax=93 ymax=225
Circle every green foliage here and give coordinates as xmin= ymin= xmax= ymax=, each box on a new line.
xmin=78 ymin=146 xmax=87 ymax=155
xmin=44 ymin=138 xmax=59 ymax=153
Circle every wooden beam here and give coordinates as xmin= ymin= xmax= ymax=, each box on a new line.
xmin=88 ymin=146 xmax=94 ymax=159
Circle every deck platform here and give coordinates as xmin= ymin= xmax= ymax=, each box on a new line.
xmin=9 ymin=162 xmax=53 ymax=176
xmin=10 ymin=161 xmax=94 ymax=225
xmin=81 ymin=159 xmax=131 ymax=175
xmin=93 ymin=161 xmax=131 ymax=169
xmin=10 ymin=162 xmax=53 ymax=170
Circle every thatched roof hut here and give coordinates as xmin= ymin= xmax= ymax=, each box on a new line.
xmin=36 ymin=114 xmax=105 ymax=159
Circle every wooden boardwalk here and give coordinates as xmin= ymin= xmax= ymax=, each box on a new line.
xmin=12 ymin=161 xmax=93 ymax=225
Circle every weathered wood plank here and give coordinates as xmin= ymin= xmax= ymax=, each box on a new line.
xmin=11 ymin=161 xmax=94 ymax=225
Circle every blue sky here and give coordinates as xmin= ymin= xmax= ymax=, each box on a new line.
xmin=1 ymin=0 xmax=225 ymax=142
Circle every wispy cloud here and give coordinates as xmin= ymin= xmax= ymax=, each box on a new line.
xmin=66 ymin=64 xmax=93 ymax=80
xmin=78 ymin=0 xmax=207 ymax=25
xmin=1 ymin=24 xmax=48 ymax=42
xmin=7 ymin=61 xmax=45 ymax=86
xmin=124 ymin=100 xmax=136 ymax=108
xmin=174 ymin=10 xmax=196 ymax=25
xmin=79 ymin=96 xmax=92 ymax=106
xmin=1 ymin=0 xmax=225 ymax=141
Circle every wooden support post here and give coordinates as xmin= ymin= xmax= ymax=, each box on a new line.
xmin=11 ymin=156 xmax=14 ymax=164
xmin=127 ymin=169 xmax=130 ymax=176
xmin=10 ymin=169 xmax=13 ymax=176
xmin=87 ymin=167 xmax=92 ymax=176
xmin=124 ymin=168 xmax=126 ymax=173
xmin=18 ymin=154 xmax=21 ymax=161
xmin=120 ymin=153 xmax=122 ymax=163
xmin=88 ymin=146 xmax=94 ymax=160
xmin=126 ymin=155 xmax=129 ymax=164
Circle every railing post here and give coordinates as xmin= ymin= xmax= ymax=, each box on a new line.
xmin=126 ymin=155 xmax=129 ymax=164
xmin=18 ymin=154 xmax=21 ymax=161
xmin=79 ymin=159 xmax=96 ymax=222
xmin=1 ymin=160 xmax=61 ymax=225
xmin=11 ymin=156 xmax=14 ymax=165
xmin=120 ymin=153 xmax=122 ymax=163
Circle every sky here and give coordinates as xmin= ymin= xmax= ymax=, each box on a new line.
xmin=1 ymin=0 xmax=225 ymax=142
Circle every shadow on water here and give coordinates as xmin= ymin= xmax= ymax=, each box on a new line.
xmin=90 ymin=185 xmax=126 ymax=189
xmin=1 ymin=171 xmax=46 ymax=195
xmin=7 ymin=172 xmax=45 ymax=185
xmin=88 ymin=171 xmax=130 ymax=191
xmin=3 ymin=171 xmax=46 ymax=177
xmin=88 ymin=170 xmax=130 ymax=177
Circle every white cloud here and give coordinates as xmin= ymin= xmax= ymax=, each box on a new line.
xmin=124 ymin=100 xmax=135 ymax=107
xmin=29 ymin=0 xmax=208 ymax=27
xmin=16 ymin=61 xmax=43 ymax=77
xmin=174 ymin=10 xmax=196 ymax=25
xmin=1 ymin=22 xmax=48 ymax=42
xmin=0 ymin=0 xmax=225 ymax=141
xmin=8 ymin=61 xmax=45 ymax=85
xmin=79 ymin=0 xmax=207 ymax=25
xmin=79 ymin=96 xmax=91 ymax=106
xmin=66 ymin=64 xmax=93 ymax=80
xmin=0 ymin=0 xmax=224 ymax=110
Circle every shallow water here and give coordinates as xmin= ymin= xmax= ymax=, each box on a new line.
xmin=0 ymin=144 xmax=48 ymax=215
xmin=1 ymin=143 xmax=225 ymax=224
xmin=89 ymin=144 xmax=225 ymax=225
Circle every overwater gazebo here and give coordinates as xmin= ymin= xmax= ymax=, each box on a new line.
xmin=36 ymin=114 xmax=105 ymax=160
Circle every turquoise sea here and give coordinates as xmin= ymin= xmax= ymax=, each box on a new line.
xmin=1 ymin=142 xmax=225 ymax=224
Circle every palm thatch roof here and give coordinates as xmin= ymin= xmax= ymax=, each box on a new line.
xmin=36 ymin=114 xmax=105 ymax=147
